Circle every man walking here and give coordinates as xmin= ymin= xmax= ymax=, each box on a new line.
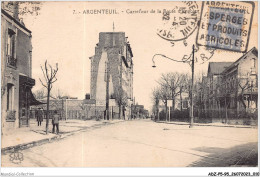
xmin=37 ymin=108 xmax=43 ymax=126
xmin=52 ymin=110 xmax=59 ymax=134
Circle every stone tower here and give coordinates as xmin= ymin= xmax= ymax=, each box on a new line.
xmin=90 ymin=32 xmax=134 ymax=119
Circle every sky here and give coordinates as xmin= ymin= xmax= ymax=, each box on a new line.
xmin=18 ymin=1 xmax=258 ymax=111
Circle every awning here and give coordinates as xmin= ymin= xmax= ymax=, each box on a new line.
xmin=19 ymin=74 xmax=35 ymax=87
xmin=19 ymin=74 xmax=46 ymax=106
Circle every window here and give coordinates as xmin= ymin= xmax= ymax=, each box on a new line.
xmin=6 ymin=29 xmax=17 ymax=67
xmin=7 ymin=29 xmax=16 ymax=57
xmin=7 ymin=83 xmax=14 ymax=110
xmin=252 ymin=58 xmax=256 ymax=68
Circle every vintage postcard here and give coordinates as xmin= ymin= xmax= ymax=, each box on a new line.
xmin=1 ymin=0 xmax=259 ymax=176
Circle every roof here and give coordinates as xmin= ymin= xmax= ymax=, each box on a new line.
xmin=134 ymin=105 xmax=144 ymax=109
xmin=222 ymin=47 xmax=258 ymax=74
xmin=208 ymin=62 xmax=233 ymax=75
xmin=1 ymin=9 xmax=31 ymax=34
xmin=83 ymin=99 xmax=96 ymax=104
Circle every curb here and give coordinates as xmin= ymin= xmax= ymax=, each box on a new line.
xmin=1 ymin=135 xmax=60 ymax=154
xmin=1 ymin=120 xmax=124 ymax=154
xmin=156 ymin=121 xmax=257 ymax=129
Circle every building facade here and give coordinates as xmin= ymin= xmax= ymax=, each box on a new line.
xmin=90 ymin=32 xmax=134 ymax=120
xmin=32 ymin=98 xmax=89 ymax=120
xmin=1 ymin=2 xmax=40 ymax=131
xmin=221 ymin=47 xmax=258 ymax=117
xmin=197 ymin=47 xmax=258 ymax=124
xmin=207 ymin=62 xmax=233 ymax=112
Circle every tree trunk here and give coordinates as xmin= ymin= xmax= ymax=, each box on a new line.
xmin=157 ymin=106 xmax=159 ymax=121
xmin=119 ymin=104 xmax=121 ymax=119
xmin=46 ymin=84 xmax=50 ymax=134
xmin=218 ymin=100 xmax=221 ymax=119
xmin=156 ymin=102 xmax=159 ymax=122
xmin=225 ymin=97 xmax=228 ymax=124
xmin=165 ymin=101 xmax=168 ymax=122
xmin=123 ymin=106 xmax=125 ymax=120
xmin=171 ymin=97 xmax=175 ymax=121
xmin=180 ymin=90 xmax=183 ymax=112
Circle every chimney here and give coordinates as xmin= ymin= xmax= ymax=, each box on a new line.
xmin=2 ymin=2 xmax=19 ymax=20
xmin=13 ymin=2 xmax=19 ymax=20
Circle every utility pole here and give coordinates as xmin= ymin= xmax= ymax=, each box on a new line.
xmin=168 ymin=106 xmax=171 ymax=122
xmin=189 ymin=44 xmax=195 ymax=128
xmin=152 ymin=45 xmax=196 ymax=127
xmin=105 ymin=61 xmax=110 ymax=120
xmin=113 ymin=22 xmax=115 ymax=32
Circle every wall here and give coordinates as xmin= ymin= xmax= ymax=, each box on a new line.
xmin=1 ymin=9 xmax=32 ymax=132
xmin=16 ymin=29 xmax=32 ymax=77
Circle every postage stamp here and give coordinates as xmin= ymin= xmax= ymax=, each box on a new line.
xmin=197 ymin=1 xmax=255 ymax=52
xmin=157 ymin=1 xmax=199 ymax=42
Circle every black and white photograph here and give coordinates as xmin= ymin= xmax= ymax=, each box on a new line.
xmin=0 ymin=1 xmax=259 ymax=176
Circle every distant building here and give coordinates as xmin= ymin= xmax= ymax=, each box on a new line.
xmin=1 ymin=2 xmax=41 ymax=131
xmin=33 ymin=98 xmax=88 ymax=120
xmin=175 ymin=92 xmax=189 ymax=111
xmin=132 ymin=104 xmax=149 ymax=118
xmin=89 ymin=32 xmax=134 ymax=120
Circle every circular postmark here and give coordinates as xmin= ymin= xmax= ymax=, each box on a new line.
xmin=157 ymin=1 xmax=199 ymax=42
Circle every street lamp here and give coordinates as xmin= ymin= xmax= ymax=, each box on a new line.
xmin=152 ymin=45 xmax=195 ymax=128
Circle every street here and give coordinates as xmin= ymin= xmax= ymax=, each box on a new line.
xmin=1 ymin=119 xmax=258 ymax=167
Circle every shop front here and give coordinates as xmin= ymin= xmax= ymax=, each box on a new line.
xmin=19 ymin=75 xmax=44 ymax=127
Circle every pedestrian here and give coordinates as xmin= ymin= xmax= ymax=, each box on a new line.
xmin=52 ymin=110 xmax=59 ymax=134
xmin=37 ymin=108 xmax=43 ymax=126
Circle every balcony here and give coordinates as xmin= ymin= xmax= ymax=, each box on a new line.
xmin=6 ymin=55 xmax=17 ymax=68
xmin=6 ymin=110 xmax=16 ymax=122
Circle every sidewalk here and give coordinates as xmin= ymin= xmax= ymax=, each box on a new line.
xmin=1 ymin=119 xmax=123 ymax=153
xmin=156 ymin=121 xmax=257 ymax=128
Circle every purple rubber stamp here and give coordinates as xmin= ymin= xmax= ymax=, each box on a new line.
xmin=197 ymin=1 xmax=255 ymax=52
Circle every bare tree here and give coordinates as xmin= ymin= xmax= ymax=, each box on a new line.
xmin=151 ymin=87 xmax=160 ymax=121
xmin=115 ymin=87 xmax=127 ymax=120
xmin=39 ymin=60 xmax=58 ymax=134
xmin=33 ymin=88 xmax=47 ymax=99
xmin=157 ymin=72 xmax=182 ymax=111
xmin=158 ymin=84 xmax=171 ymax=121
xmin=51 ymin=88 xmax=66 ymax=99
xmin=178 ymin=74 xmax=190 ymax=112
xmin=238 ymin=73 xmax=249 ymax=106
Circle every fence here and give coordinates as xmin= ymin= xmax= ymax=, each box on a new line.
xmin=156 ymin=108 xmax=258 ymax=125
